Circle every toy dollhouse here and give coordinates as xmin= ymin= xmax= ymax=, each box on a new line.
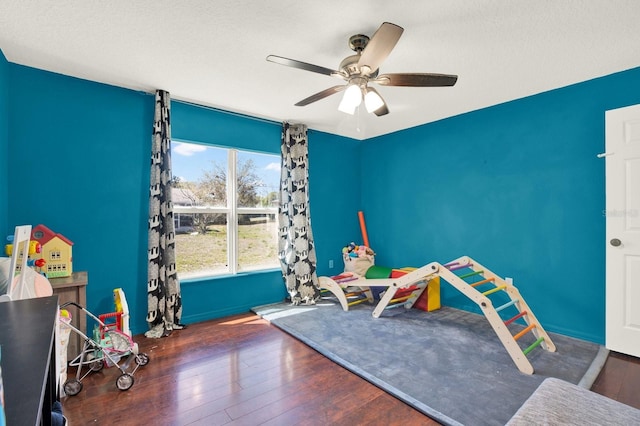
xmin=30 ymin=224 xmax=73 ymax=278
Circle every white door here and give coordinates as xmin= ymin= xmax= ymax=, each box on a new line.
xmin=605 ymin=104 xmax=640 ymax=356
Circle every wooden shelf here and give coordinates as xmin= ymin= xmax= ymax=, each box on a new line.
xmin=50 ymin=271 xmax=88 ymax=361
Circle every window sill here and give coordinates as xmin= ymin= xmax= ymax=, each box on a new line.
xmin=180 ymin=267 xmax=281 ymax=285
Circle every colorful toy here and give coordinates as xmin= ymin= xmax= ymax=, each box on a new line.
xmin=30 ymin=224 xmax=73 ymax=278
xmin=98 ymin=288 xmax=133 ymax=338
xmin=5 ymin=234 xmax=47 ymax=280
xmin=60 ymin=300 xmax=149 ymax=396
xmin=342 ymin=243 xmax=375 ymax=276
xmin=113 ymin=288 xmax=132 ymax=337
xmin=60 ymin=309 xmax=72 ymax=321
xmin=412 ymin=276 xmax=441 ymax=312
xmin=94 ymin=289 xmax=138 ymax=379
xmin=358 ymin=211 xmax=370 ymax=247
xmin=28 ymin=258 xmax=46 ymax=268
xmin=5 ymin=237 xmax=41 ymax=257
xmin=320 ymin=255 xmax=556 ymax=375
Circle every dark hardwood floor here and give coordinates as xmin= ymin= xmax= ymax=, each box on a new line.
xmin=61 ymin=313 xmax=640 ymax=425
xmin=591 ymin=351 xmax=640 ymax=409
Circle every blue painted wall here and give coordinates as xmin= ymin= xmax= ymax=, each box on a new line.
xmin=307 ymin=129 xmax=362 ymax=276
xmin=361 ymin=66 xmax=640 ymax=343
xmin=5 ymin=68 xmax=359 ymax=333
xmin=8 ymin=64 xmax=154 ymax=333
xmin=0 ymin=50 xmax=8 ymax=233
xmin=5 ymin=49 xmax=640 ymax=343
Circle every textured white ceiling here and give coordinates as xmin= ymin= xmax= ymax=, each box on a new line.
xmin=1 ymin=1 xmax=639 ymax=140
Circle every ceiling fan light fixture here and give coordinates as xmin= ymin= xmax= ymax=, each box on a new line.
xmin=338 ymin=83 xmax=362 ymax=114
xmin=364 ymin=88 xmax=384 ymax=113
xmin=268 ymin=22 xmax=458 ymax=117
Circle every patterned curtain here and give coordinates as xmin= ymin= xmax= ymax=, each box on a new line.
xmin=278 ymin=122 xmax=320 ymax=305
xmin=145 ymin=90 xmax=184 ymax=338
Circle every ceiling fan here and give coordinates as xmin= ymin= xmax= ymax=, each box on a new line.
xmin=267 ymin=22 xmax=458 ymax=117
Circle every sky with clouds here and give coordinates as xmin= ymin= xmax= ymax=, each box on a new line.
xmin=171 ymin=141 xmax=280 ymax=195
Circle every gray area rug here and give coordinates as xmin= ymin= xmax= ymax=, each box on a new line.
xmin=252 ymin=301 xmax=607 ymax=426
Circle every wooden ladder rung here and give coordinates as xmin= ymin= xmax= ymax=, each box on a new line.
xmin=523 ymin=337 xmax=545 ymax=355
xmin=347 ymin=298 xmax=369 ymax=307
xmin=470 ymin=278 xmax=495 ymax=287
xmin=504 ymin=311 xmax=527 ymax=326
xmin=389 ymin=294 xmax=415 ymax=304
xmin=482 ymin=285 xmax=506 ymax=296
xmin=458 ymin=270 xmax=484 ymax=279
xmin=495 ymin=299 xmax=518 ymax=312
xmin=513 ymin=324 xmax=536 ymax=341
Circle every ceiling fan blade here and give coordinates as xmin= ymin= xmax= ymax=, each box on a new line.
xmin=295 ymin=85 xmax=346 ymax=106
xmin=267 ymin=55 xmax=342 ymax=78
xmin=357 ymin=22 xmax=404 ymax=73
xmin=374 ymin=73 xmax=458 ymax=87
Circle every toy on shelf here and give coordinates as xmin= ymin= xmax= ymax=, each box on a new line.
xmin=5 ymin=234 xmax=44 ymax=262
xmin=30 ymin=224 xmax=74 ymax=278
xmin=5 ymin=234 xmax=47 ymax=275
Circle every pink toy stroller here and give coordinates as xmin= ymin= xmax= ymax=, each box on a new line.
xmin=60 ymin=302 xmax=149 ymax=396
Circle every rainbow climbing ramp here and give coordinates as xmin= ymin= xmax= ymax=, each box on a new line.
xmin=431 ymin=256 xmax=556 ymax=375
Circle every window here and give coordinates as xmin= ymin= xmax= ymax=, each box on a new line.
xmin=171 ymin=141 xmax=280 ymax=279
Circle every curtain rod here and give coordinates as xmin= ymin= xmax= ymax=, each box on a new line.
xmin=142 ymin=90 xmax=306 ymax=129
xmin=172 ymin=97 xmax=281 ymax=127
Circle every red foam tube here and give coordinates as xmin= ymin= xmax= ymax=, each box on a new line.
xmin=358 ymin=211 xmax=370 ymax=247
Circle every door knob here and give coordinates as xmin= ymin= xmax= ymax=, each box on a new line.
xmin=610 ymin=238 xmax=622 ymax=247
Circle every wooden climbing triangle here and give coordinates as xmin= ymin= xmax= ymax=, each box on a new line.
xmin=434 ymin=256 xmax=556 ymax=374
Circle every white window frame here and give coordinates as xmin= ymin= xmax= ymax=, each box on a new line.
xmin=173 ymin=146 xmax=279 ymax=276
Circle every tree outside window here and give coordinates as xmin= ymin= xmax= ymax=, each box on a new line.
xmin=171 ymin=141 xmax=280 ymax=279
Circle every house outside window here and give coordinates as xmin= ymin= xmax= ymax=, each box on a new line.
xmin=171 ymin=141 xmax=280 ymax=279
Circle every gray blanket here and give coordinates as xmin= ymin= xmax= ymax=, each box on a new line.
xmin=507 ymin=377 xmax=640 ymax=425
